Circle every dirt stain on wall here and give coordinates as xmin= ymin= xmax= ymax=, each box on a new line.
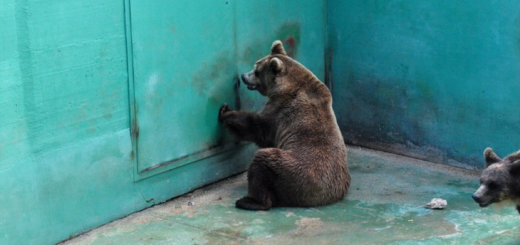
xmin=240 ymin=22 xmax=302 ymax=65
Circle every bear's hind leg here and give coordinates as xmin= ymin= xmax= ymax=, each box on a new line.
xmin=236 ymin=148 xmax=291 ymax=211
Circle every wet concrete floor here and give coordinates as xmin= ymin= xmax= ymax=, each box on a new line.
xmin=61 ymin=146 xmax=520 ymax=245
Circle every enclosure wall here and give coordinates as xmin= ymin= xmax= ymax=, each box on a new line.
xmin=328 ymin=0 xmax=520 ymax=168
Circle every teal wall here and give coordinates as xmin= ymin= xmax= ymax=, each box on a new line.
xmin=328 ymin=0 xmax=520 ymax=168
xmin=0 ymin=0 xmax=325 ymax=244
xmin=5 ymin=0 xmax=519 ymax=243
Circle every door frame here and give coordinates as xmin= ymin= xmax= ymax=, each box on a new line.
xmin=123 ymin=0 xmax=247 ymax=181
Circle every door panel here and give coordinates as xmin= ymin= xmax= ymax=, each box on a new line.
xmin=129 ymin=0 xmax=238 ymax=178
xmin=126 ymin=0 xmax=326 ymax=180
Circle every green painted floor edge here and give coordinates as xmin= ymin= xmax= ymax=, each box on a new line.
xmin=60 ymin=146 xmax=520 ymax=245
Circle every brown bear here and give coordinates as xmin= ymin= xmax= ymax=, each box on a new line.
xmin=218 ymin=40 xmax=351 ymax=210
xmin=472 ymin=147 xmax=520 ymax=213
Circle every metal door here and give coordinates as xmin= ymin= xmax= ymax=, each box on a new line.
xmin=126 ymin=0 xmax=326 ymax=180
xmin=127 ymin=0 xmax=239 ymax=179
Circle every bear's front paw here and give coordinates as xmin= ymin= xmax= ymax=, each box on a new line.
xmin=218 ymin=103 xmax=232 ymax=122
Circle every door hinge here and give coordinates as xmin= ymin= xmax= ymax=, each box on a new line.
xmin=131 ymin=121 xmax=140 ymax=139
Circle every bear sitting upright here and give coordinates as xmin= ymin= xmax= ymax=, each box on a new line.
xmin=218 ymin=40 xmax=351 ymax=210
xmin=472 ymin=147 xmax=520 ymax=213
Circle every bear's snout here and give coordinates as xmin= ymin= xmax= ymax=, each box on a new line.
xmin=472 ymin=192 xmax=496 ymax=207
xmin=472 ymin=194 xmax=481 ymax=203
xmin=241 ymin=73 xmax=258 ymax=90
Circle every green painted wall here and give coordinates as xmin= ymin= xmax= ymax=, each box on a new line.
xmin=0 ymin=0 xmax=325 ymax=244
xmin=328 ymin=0 xmax=520 ymax=168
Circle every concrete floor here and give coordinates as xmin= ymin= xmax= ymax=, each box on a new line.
xmin=61 ymin=146 xmax=520 ymax=245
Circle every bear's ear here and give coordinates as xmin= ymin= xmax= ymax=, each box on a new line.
xmin=271 ymin=40 xmax=287 ymax=56
xmin=506 ymin=150 xmax=520 ymax=162
xmin=270 ymin=57 xmax=284 ymax=74
xmin=484 ymin=147 xmax=501 ymax=168
xmin=508 ymin=160 xmax=520 ymax=177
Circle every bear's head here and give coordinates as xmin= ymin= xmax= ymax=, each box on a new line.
xmin=241 ymin=40 xmax=300 ymax=97
xmin=472 ymin=148 xmax=520 ymax=208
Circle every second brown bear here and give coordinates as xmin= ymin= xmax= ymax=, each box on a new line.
xmin=219 ymin=40 xmax=350 ymax=210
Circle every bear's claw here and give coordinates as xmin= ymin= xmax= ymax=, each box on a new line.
xmin=218 ymin=103 xmax=232 ymax=122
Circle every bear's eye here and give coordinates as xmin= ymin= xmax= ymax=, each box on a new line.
xmin=488 ymin=182 xmax=499 ymax=189
xmin=254 ymin=71 xmax=259 ymax=77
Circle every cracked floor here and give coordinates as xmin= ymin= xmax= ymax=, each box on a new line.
xmin=61 ymin=146 xmax=520 ymax=245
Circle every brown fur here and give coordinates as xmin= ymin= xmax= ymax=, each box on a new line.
xmin=218 ymin=41 xmax=350 ymax=210
xmin=472 ymin=147 xmax=520 ymax=213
